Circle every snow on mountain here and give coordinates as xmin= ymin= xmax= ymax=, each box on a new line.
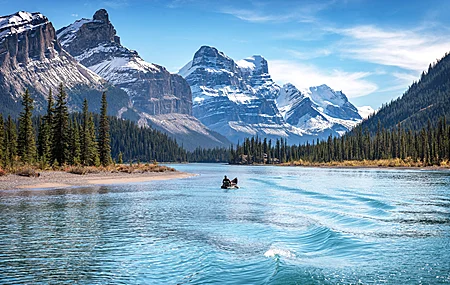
xmin=178 ymin=46 xmax=308 ymax=143
xmin=179 ymin=46 xmax=362 ymax=144
xmin=0 ymin=11 xmax=47 ymax=38
xmin=276 ymin=83 xmax=361 ymax=136
xmin=57 ymin=10 xmax=230 ymax=150
xmin=0 ymin=10 xmax=128 ymax=116
xmin=357 ymin=106 xmax=375 ymax=119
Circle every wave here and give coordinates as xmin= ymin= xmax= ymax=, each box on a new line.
xmin=264 ymin=248 xmax=295 ymax=259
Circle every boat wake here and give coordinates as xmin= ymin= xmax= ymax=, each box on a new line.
xmin=264 ymin=247 xmax=295 ymax=259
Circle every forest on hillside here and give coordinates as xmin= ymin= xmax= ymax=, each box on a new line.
xmin=359 ymin=52 xmax=450 ymax=133
xmin=0 ymin=84 xmax=187 ymax=171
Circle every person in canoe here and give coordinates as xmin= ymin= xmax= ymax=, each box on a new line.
xmin=221 ymin=176 xmax=239 ymax=189
xmin=222 ymin=175 xmax=231 ymax=188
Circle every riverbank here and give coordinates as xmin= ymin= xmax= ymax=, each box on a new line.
xmin=279 ymin=158 xmax=450 ymax=169
xmin=0 ymin=170 xmax=195 ymax=190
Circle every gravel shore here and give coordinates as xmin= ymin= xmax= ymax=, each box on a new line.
xmin=0 ymin=171 xmax=194 ymax=190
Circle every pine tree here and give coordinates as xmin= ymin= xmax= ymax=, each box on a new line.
xmin=38 ymin=90 xmax=54 ymax=166
xmin=4 ymin=115 xmax=17 ymax=168
xmin=80 ymin=99 xmax=90 ymax=165
xmin=68 ymin=120 xmax=81 ymax=165
xmin=98 ymin=92 xmax=112 ymax=166
xmin=52 ymin=84 xmax=70 ymax=165
xmin=87 ymin=114 xmax=100 ymax=166
xmin=17 ymin=89 xmax=37 ymax=163
xmin=80 ymin=99 xmax=99 ymax=166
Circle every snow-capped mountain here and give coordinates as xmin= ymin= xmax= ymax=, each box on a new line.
xmin=0 ymin=11 xmax=128 ymax=116
xmin=57 ymin=10 xmax=230 ymax=150
xmin=179 ymin=46 xmax=362 ymax=143
xmin=179 ymin=46 xmax=308 ymax=143
xmin=277 ymin=84 xmax=362 ymax=136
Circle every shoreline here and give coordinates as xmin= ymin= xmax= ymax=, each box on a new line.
xmin=0 ymin=170 xmax=195 ymax=191
xmin=229 ymin=162 xmax=450 ymax=170
xmin=281 ymin=164 xmax=450 ymax=171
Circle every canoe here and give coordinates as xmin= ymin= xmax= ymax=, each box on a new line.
xmin=221 ymin=184 xmax=239 ymax=189
xmin=221 ymin=177 xmax=239 ymax=189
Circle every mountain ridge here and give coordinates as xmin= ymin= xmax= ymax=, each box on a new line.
xmin=57 ymin=10 xmax=230 ymax=150
xmin=179 ymin=45 xmax=362 ymax=143
xmin=355 ymin=52 xmax=450 ymax=133
xmin=0 ymin=10 xmax=129 ymax=116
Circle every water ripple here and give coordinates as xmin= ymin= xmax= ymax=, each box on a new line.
xmin=0 ymin=164 xmax=449 ymax=284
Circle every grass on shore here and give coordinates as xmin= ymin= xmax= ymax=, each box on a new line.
xmin=0 ymin=162 xmax=176 ymax=177
xmin=281 ymin=158 xmax=450 ymax=168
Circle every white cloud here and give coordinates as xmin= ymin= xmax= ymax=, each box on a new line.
xmin=333 ymin=25 xmax=450 ymax=72
xmin=269 ymin=60 xmax=378 ymax=98
xmin=71 ymin=13 xmax=79 ymax=17
xmin=374 ymin=72 xmax=420 ymax=94
xmin=392 ymin=72 xmax=420 ymax=84
xmin=220 ymin=8 xmax=297 ymax=23
xmin=286 ymin=48 xmax=332 ymax=60
xmin=220 ymin=0 xmax=336 ymax=23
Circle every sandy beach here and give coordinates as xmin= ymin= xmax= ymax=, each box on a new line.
xmin=0 ymin=171 xmax=195 ymax=190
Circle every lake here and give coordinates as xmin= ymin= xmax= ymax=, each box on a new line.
xmin=0 ymin=164 xmax=449 ymax=284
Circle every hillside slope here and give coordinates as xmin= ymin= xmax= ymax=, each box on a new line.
xmin=358 ymin=52 xmax=450 ymax=132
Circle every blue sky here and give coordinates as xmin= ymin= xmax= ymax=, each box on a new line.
xmin=3 ymin=0 xmax=450 ymax=108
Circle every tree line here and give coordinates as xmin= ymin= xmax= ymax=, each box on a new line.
xmin=0 ymin=84 xmax=112 ymax=169
xmin=228 ymin=118 xmax=450 ymax=166
xmin=0 ymin=84 xmax=188 ymax=170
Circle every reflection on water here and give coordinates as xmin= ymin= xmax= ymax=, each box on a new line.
xmin=0 ymin=164 xmax=449 ymax=284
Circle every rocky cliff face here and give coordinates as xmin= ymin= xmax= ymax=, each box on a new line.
xmin=0 ymin=11 xmax=127 ymax=116
xmin=57 ymin=10 xmax=229 ymax=150
xmin=277 ymin=84 xmax=361 ymax=137
xmin=179 ymin=46 xmax=362 ymax=143
xmin=179 ymin=46 xmax=302 ymax=143
xmin=57 ymin=9 xmax=192 ymax=116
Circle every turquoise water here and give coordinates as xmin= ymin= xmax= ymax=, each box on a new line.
xmin=0 ymin=164 xmax=449 ymax=284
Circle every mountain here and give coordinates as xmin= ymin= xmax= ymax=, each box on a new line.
xmin=57 ymin=9 xmax=229 ymax=150
xmin=356 ymin=52 xmax=450 ymax=133
xmin=0 ymin=11 xmax=129 ymax=117
xmin=357 ymin=106 xmax=375 ymax=119
xmin=179 ymin=46 xmax=362 ymax=143
xmin=277 ymin=83 xmax=362 ymax=137
xmin=179 ymin=46 xmax=306 ymax=143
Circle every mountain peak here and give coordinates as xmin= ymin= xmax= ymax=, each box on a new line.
xmin=93 ymin=9 xmax=109 ymax=22
xmin=56 ymin=8 xmax=119 ymax=55
xmin=237 ymin=55 xmax=268 ymax=75
xmin=191 ymin=45 xmax=237 ymax=73
xmin=312 ymin=84 xmax=333 ymax=91
xmin=282 ymin=83 xmax=297 ymax=90
xmin=0 ymin=9 xmax=110 ymax=116
xmin=197 ymin=45 xmax=218 ymax=53
xmin=0 ymin=11 xmax=48 ymax=38
xmin=193 ymin=45 xmax=231 ymax=62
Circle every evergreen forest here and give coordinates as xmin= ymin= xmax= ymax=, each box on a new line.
xmin=0 ymin=84 xmax=187 ymax=171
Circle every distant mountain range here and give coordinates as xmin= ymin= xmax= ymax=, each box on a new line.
xmin=56 ymin=9 xmax=230 ymax=150
xmin=1 ymin=8 xmax=374 ymax=148
xmin=179 ymin=46 xmax=363 ymax=144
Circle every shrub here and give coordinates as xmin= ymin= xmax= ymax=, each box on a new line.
xmin=15 ymin=166 xmax=39 ymax=177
